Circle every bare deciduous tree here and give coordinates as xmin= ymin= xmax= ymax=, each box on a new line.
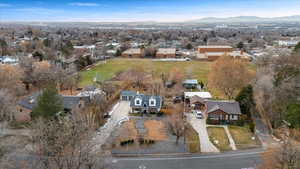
xmin=208 ymin=56 xmax=254 ymax=99
xmin=0 ymin=89 xmax=16 ymax=122
xmin=0 ymin=64 xmax=24 ymax=96
xmin=260 ymin=132 xmax=300 ymax=169
xmin=28 ymin=112 xmax=110 ymax=169
xmin=167 ymin=105 xmax=185 ymax=144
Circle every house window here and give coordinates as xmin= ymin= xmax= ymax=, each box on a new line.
xmin=135 ymin=98 xmax=141 ymax=105
xmin=209 ymin=113 xmax=219 ymax=120
xmin=149 ymin=99 xmax=156 ymax=106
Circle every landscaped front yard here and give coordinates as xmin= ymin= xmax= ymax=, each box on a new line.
xmin=207 ymin=126 xmax=231 ymax=151
xmin=229 ymin=126 xmax=260 ymax=149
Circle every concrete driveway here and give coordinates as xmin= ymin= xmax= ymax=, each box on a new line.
xmin=187 ymin=114 xmax=219 ymax=153
xmin=92 ymin=101 xmax=131 ymax=151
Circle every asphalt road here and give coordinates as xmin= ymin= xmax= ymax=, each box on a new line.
xmin=112 ymin=149 xmax=263 ymax=169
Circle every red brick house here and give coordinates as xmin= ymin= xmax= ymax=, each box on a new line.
xmin=205 ymin=100 xmax=242 ymax=124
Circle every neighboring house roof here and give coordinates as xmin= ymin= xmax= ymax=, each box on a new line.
xmin=18 ymin=92 xmax=91 ymax=111
xmin=198 ymin=45 xmax=233 ymax=49
xmin=206 ymin=100 xmax=241 ymax=115
xmin=0 ymin=56 xmax=18 ymax=64
xmin=122 ymin=48 xmax=142 ymax=55
xmin=156 ymin=48 xmax=176 ymax=55
xmin=190 ymin=95 xmax=206 ymax=104
xmin=130 ymin=94 xmax=162 ymax=109
xmin=121 ymin=90 xmax=137 ymax=96
xmin=18 ymin=92 xmax=41 ymax=110
xmin=183 ymin=79 xmax=198 ymax=85
xmin=184 ymin=92 xmax=212 ymax=99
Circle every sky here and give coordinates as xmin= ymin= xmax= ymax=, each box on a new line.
xmin=1 ymin=0 xmax=300 ymax=22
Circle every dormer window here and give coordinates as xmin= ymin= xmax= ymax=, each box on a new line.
xmin=135 ymin=98 xmax=142 ymax=106
xmin=149 ymin=98 xmax=156 ymax=106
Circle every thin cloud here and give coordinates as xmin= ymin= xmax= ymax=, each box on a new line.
xmin=0 ymin=3 xmax=11 ymax=7
xmin=16 ymin=8 xmax=64 ymax=15
xmin=69 ymin=2 xmax=99 ymax=7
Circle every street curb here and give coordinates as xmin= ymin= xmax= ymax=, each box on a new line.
xmin=112 ymin=152 xmax=220 ymax=158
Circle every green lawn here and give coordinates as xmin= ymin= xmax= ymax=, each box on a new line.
xmin=207 ymin=126 xmax=231 ymax=151
xmin=79 ymin=58 xmax=212 ymax=87
xmin=228 ymin=126 xmax=260 ymax=149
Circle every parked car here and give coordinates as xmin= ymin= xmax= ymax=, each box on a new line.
xmin=173 ymin=96 xmax=182 ymax=103
xmin=196 ymin=113 xmax=203 ymax=119
xmin=192 ymin=110 xmax=203 ymax=119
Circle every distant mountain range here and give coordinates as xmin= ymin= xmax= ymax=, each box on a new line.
xmin=187 ymin=15 xmax=300 ymax=23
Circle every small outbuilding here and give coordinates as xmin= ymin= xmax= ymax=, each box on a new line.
xmin=120 ymin=90 xmax=137 ymax=101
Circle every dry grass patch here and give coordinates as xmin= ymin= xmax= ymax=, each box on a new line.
xmin=186 ymin=124 xmax=200 ymax=153
xmin=118 ymin=120 xmax=138 ymax=141
xmin=144 ymin=120 xmax=168 ymax=141
xmin=207 ymin=126 xmax=231 ymax=151
xmin=229 ymin=126 xmax=260 ymax=149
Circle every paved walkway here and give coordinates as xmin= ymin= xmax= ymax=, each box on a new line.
xmin=187 ymin=114 xmax=219 ymax=153
xmin=92 ymin=101 xmax=130 ymax=152
xmin=223 ymin=126 xmax=237 ymax=151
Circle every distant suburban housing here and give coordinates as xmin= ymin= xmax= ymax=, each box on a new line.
xmin=206 ymin=100 xmax=241 ymax=124
xmin=122 ymin=48 xmax=144 ymax=58
xmin=0 ymin=56 xmax=18 ymax=65
xmin=183 ymin=79 xmax=199 ymax=89
xmin=156 ymin=48 xmax=176 ymax=58
xmin=277 ymin=37 xmax=300 ymax=47
xmin=196 ymin=45 xmax=251 ymax=61
xmin=129 ymin=92 xmax=163 ymax=114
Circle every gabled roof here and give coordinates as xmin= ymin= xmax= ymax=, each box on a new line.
xmin=206 ymin=100 xmax=241 ymax=115
xmin=130 ymin=94 xmax=162 ymax=109
xmin=18 ymin=92 xmax=91 ymax=111
xmin=190 ymin=95 xmax=206 ymax=104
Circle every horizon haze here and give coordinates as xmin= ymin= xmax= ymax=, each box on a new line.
xmin=1 ymin=0 xmax=300 ymax=22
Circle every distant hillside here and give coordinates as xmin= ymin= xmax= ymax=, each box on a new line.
xmin=188 ymin=15 xmax=300 ymax=23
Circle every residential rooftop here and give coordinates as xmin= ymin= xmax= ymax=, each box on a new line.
xmin=198 ymin=45 xmax=233 ymax=49
xmin=156 ymin=48 xmax=176 ymax=54
xmin=122 ymin=48 xmax=142 ymax=54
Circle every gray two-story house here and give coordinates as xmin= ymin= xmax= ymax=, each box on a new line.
xmin=130 ymin=94 xmax=163 ymax=114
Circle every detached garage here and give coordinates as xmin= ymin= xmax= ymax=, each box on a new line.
xmin=120 ymin=91 xmax=137 ymax=101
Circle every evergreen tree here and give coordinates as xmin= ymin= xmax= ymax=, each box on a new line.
xmin=286 ymin=103 xmax=300 ymax=129
xmin=235 ymin=85 xmax=255 ymax=118
xmin=32 ymin=86 xmax=63 ymax=118
xmin=237 ymin=41 xmax=244 ymax=49
xmin=186 ymin=43 xmax=193 ymax=50
xmin=294 ymin=42 xmax=300 ymax=52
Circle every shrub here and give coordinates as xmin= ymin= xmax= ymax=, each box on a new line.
xmin=157 ymin=111 xmax=164 ymax=117
xmin=139 ymin=138 xmax=144 ymax=145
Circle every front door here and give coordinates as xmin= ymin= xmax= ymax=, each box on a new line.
xmin=143 ymin=104 xmax=147 ymax=113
